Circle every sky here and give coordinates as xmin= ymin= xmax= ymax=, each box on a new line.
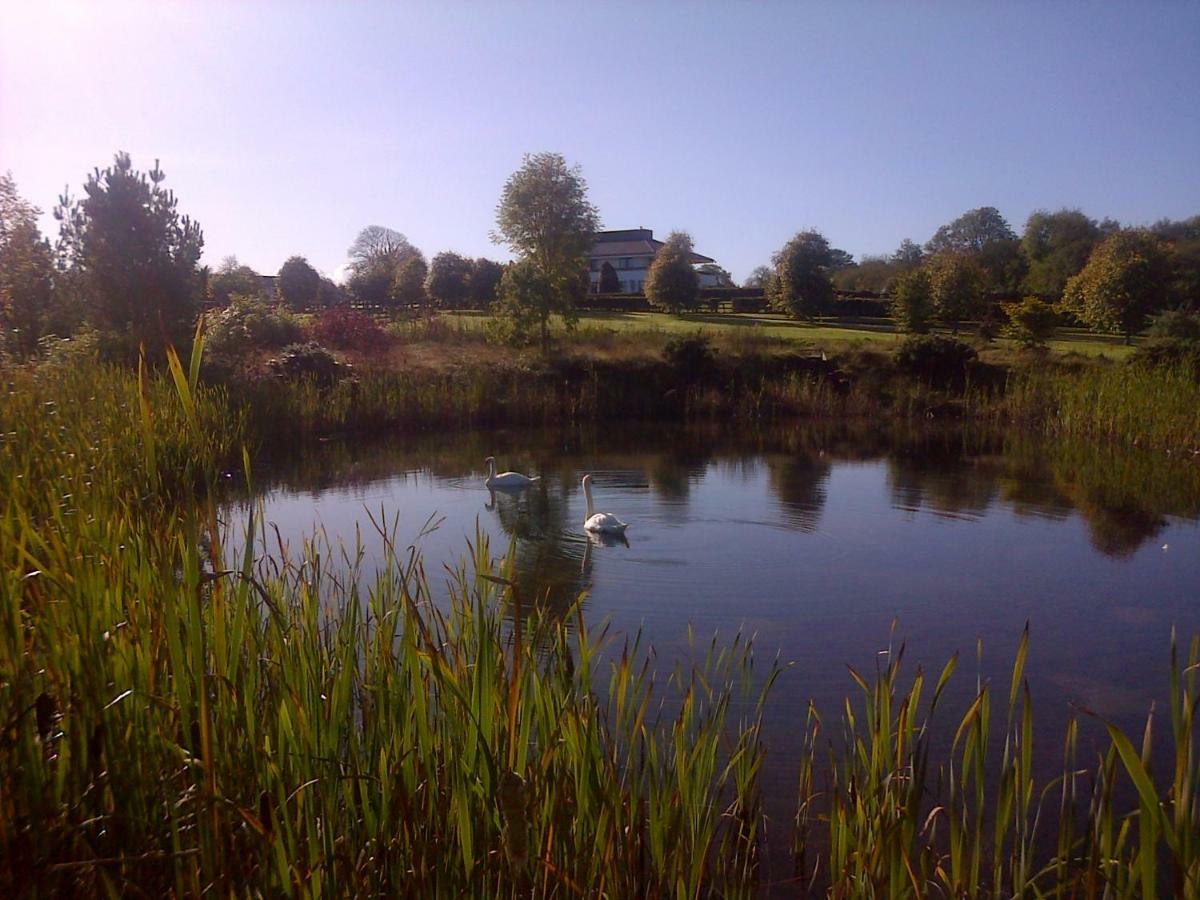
xmin=2 ymin=1 xmax=1198 ymax=283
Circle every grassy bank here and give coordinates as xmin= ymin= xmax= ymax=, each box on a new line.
xmin=1 ymin=356 xmax=1198 ymax=896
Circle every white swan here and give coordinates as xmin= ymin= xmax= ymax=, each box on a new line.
xmin=582 ymin=474 xmax=629 ymax=535
xmin=484 ymin=456 xmax=539 ymax=489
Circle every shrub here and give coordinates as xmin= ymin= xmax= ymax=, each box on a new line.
xmin=1002 ymin=296 xmax=1058 ymax=349
xmin=308 ymin=306 xmax=390 ymax=351
xmin=267 ymin=342 xmax=345 ymax=386
xmin=894 ymin=335 xmax=978 ymax=387
xmin=663 ymin=334 xmax=717 ymax=383
xmin=1131 ymin=310 xmax=1200 ymax=375
xmin=204 ymin=295 xmax=303 ymax=360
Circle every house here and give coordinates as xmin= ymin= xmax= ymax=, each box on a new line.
xmin=587 ymin=228 xmax=719 ymax=293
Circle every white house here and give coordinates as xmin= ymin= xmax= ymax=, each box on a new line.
xmin=587 ymin=228 xmax=720 ymax=293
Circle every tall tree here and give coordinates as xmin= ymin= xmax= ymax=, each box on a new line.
xmin=277 ymin=256 xmax=322 ymax=310
xmin=0 ymin=174 xmax=60 ymax=355
xmin=1061 ymin=230 xmax=1173 ymax=341
xmin=492 ymin=152 xmax=599 ymax=351
xmin=425 ymin=251 xmax=473 ymax=309
xmin=1021 ymin=209 xmax=1100 ymax=299
xmin=208 ymin=255 xmax=266 ymax=305
xmin=891 ymin=239 xmax=924 ymax=268
xmin=346 ymin=226 xmax=419 ymax=278
xmin=1150 ymin=215 xmax=1200 ymax=309
xmin=55 ymin=152 xmax=203 ymax=360
xmin=391 ymin=254 xmax=429 ymax=309
xmin=645 ymin=231 xmax=700 ymax=313
xmin=467 ymin=258 xmax=504 ymax=308
xmin=743 ymin=264 xmax=774 ymax=289
xmin=926 ymin=206 xmax=1023 ymax=293
xmin=768 ymin=230 xmax=835 ymax=320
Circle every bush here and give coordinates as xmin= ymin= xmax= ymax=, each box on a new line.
xmin=663 ymin=334 xmax=717 ymax=383
xmin=204 ymin=295 xmax=303 ymax=360
xmin=894 ymin=335 xmax=978 ymax=387
xmin=308 ymin=306 xmax=390 ymax=351
xmin=1131 ymin=310 xmax=1200 ymax=375
xmin=267 ymin=342 xmax=345 ymax=386
xmin=1002 ymin=296 xmax=1058 ymax=349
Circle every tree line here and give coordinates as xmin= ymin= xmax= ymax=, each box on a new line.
xmin=1 ymin=151 xmax=1197 ymax=363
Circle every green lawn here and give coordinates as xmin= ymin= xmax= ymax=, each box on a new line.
xmin=443 ymin=310 xmax=1134 ymax=360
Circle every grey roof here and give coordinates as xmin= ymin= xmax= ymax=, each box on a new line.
xmin=589 ymin=229 xmax=714 ymax=264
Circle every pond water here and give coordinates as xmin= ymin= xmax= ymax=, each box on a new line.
xmin=226 ymin=421 xmax=1200 ymax=857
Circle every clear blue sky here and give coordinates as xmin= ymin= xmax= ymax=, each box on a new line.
xmin=3 ymin=1 xmax=1198 ymax=282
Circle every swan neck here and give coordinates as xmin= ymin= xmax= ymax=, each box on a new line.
xmin=487 ymin=458 xmax=495 ymax=478
xmin=583 ymin=478 xmax=594 ymax=517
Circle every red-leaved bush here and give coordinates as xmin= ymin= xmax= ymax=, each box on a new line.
xmin=308 ymin=307 xmax=391 ymax=351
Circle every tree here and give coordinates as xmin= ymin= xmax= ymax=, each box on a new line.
xmin=277 ymin=256 xmax=322 ymax=310
xmin=492 ymin=152 xmax=599 ymax=351
xmin=391 ymin=254 xmax=429 ymax=309
xmin=346 ymin=226 xmax=419 ymax=278
xmin=0 ymin=174 xmax=59 ymax=355
xmin=598 ymin=261 xmax=621 ymax=293
xmin=317 ymin=276 xmax=346 ymax=308
xmin=832 ymin=255 xmax=897 ymax=293
xmin=768 ymin=230 xmax=835 ymax=320
xmin=926 ymin=206 xmax=1022 ymax=293
xmin=425 ymin=251 xmax=473 ymax=309
xmin=889 ymin=267 xmax=934 ymax=334
xmin=55 ymin=152 xmax=203 ymax=360
xmin=926 ymin=206 xmax=1016 ymax=255
xmin=645 ymin=231 xmax=700 ymax=313
xmin=1150 ymin=215 xmax=1200 ymax=309
xmin=208 ymin=255 xmax=265 ymax=305
xmin=1021 ymin=209 xmax=1100 ymax=300
xmin=467 ymin=258 xmax=504 ymax=309
xmin=828 ymin=248 xmax=855 ymax=271
xmin=1061 ymin=230 xmax=1173 ymax=341
xmin=346 ymin=263 xmax=394 ymax=307
xmin=744 ymin=265 xmax=774 ymax=289
xmin=927 ymin=253 xmax=985 ymax=333
xmin=487 ymin=260 xmax=557 ymax=346
xmin=892 ymin=239 xmax=924 ymax=268
xmin=1002 ymin=296 xmax=1058 ymax=349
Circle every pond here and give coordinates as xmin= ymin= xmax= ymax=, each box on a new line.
xmin=225 ymin=421 xmax=1200 ymax=857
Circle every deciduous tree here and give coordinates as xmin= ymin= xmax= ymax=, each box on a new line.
xmin=55 ymin=152 xmax=203 ymax=360
xmin=277 ymin=256 xmax=322 ymax=310
xmin=927 ymin=253 xmax=985 ymax=333
xmin=467 ymin=258 xmax=504 ymax=309
xmin=492 ymin=153 xmax=598 ymax=351
xmin=208 ymin=255 xmax=265 ymax=305
xmin=1021 ymin=209 xmax=1100 ymax=300
xmin=391 ymin=254 xmax=429 ymax=309
xmin=1061 ymin=231 xmax=1172 ymax=341
xmin=0 ymin=174 xmax=59 ymax=355
xmin=768 ymin=230 xmax=835 ymax=320
xmin=425 ymin=251 xmax=473 ymax=309
xmin=889 ymin=267 xmax=934 ymax=334
xmin=645 ymin=231 xmax=699 ymax=313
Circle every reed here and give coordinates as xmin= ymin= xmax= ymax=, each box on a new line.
xmin=1005 ymin=362 xmax=1200 ymax=452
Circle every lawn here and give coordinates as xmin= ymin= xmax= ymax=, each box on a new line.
xmin=444 ymin=310 xmax=1135 ymax=360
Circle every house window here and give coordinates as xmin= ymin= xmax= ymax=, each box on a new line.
xmin=620 ymin=258 xmax=631 ymax=270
